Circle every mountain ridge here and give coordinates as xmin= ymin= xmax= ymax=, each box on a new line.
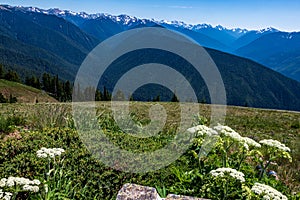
xmin=1 ymin=4 xmax=286 ymax=34
xmin=0 ymin=4 xmax=300 ymax=111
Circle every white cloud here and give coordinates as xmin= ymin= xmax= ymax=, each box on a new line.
xmin=169 ymin=5 xmax=193 ymax=9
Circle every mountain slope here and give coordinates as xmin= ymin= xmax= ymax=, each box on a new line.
xmin=0 ymin=79 xmax=57 ymax=103
xmin=235 ymin=32 xmax=300 ymax=82
xmin=80 ymin=17 xmax=125 ymax=41
xmin=96 ymin=48 xmax=300 ymax=111
xmin=0 ymin=7 xmax=99 ymax=65
xmin=0 ymin=5 xmax=100 ymax=79
xmin=159 ymin=22 xmax=247 ymax=47
xmin=207 ymin=48 xmax=300 ymax=110
xmin=9 ymin=5 xmax=248 ymax=52
xmin=80 ymin=16 xmax=158 ymax=41
xmin=0 ymin=34 xmax=76 ymax=80
xmin=159 ymin=23 xmax=230 ymax=51
xmin=232 ymin=28 xmax=278 ymax=49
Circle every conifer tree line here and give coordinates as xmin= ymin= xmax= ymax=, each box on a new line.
xmin=0 ymin=64 xmax=21 ymax=83
xmin=0 ymin=64 xmax=19 ymax=103
xmin=0 ymin=64 xmax=116 ymax=102
xmin=0 ymin=64 xmax=73 ymax=102
xmin=1 ymin=64 xmax=181 ymax=102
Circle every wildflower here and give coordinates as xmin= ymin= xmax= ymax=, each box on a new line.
xmin=36 ymin=147 xmax=65 ymax=158
xmin=251 ymin=183 xmax=288 ymax=200
xmin=213 ymin=124 xmax=236 ymax=133
xmin=31 ymin=186 xmax=39 ymax=193
xmin=209 ymin=167 xmax=245 ymax=182
xmin=0 ymin=178 xmax=6 ymax=187
xmin=49 ymin=153 xmax=55 ymax=158
xmin=243 ymin=143 xmax=249 ymax=151
xmin=0 ymin=190 xmax=13 ymax=200
xmin=5 ymin=178 xmax=14 ymax=187
xmin=37 ymin=153 xmax=47 ymax=158
xmin=44 ymin=184 xmax=48 ymax=193
xmin=23 ymin=184 xmax=31 ymax=191
xmin=241 ymin=137 xmax=261 ymax=148
xmin=33 ymin=179 xmax=41 ymax=185
xmin=213 ymin=124 xmax=242 ymax=141
xmin=0 ymin=177 xmax=40 ymax=192
xmin=23 ymin=185 xmax=39 ymax=193
xmin=259 ymin=139 xmax=290 ymax=152
xmin=262 ymin=195 xmax=270 ymax=200
xmin=187 ymin=125 xmax=218 ymax=137
xmin=13 ymin=177 xmax=31 ymax=185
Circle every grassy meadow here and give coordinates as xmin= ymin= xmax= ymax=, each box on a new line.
xmin=0 ymin=80 xmax=57 ymax=103
xmin=0 ymin=102 xmax=299 ymax=199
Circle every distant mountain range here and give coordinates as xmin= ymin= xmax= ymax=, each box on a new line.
xmin=0 ymin=5 xmax=100 ymax=80
xmin=0 ymin=4 xmax=300 ymax=110
xmin=235 ymin=32 xmax=300 ymax=82
xmin=19 ymin=5 xmax=298 ymax=82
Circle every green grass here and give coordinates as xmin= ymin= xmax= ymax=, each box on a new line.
xmin=0 ymin=102 xmax=299 ymax=199
xmin=0 ymin=79 xmax=57 ymax=103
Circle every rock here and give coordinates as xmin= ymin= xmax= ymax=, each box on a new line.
xmin=116 ymin=183 xmax=161 ymax=200
xmin=116 ymin=183 xmax=209 ymax=200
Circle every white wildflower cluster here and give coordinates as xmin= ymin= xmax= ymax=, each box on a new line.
xmin=209 ymin=167 xmax=245 ymax=183
xmin=36 ymin=147 xmax=65 ymax=158
xmin=213 ymin=124 xmax=261 ymax=150
xmin=0 ymin=177 xmax=40 ymax=193
xmin=187 ymin=125 xmax=218 ymax=137
xmin=259 ymin=139 xmax=291 ymax=152
xmin=213 ymin=124 xmax=242 ymax=141
xmin=0 ymin=189 xmax=13 ymax=200
xmin=251 ymin=183 xmax=288 ymax=200
xmin=241 ymin=137 xmax=261 ymax=148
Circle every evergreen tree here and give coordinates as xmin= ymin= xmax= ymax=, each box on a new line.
xmin=42 ymin=73 xmax=51 ymax=92
xmin=4 ymin=70 xmax=20 ymax=82
xmin=54 ymin=75 xmax=64 ymax=101
xmin=0 ymin=93 xmax=7 ymax=103
xmin=64 ymin=81 xmax=72 ymax=101
xmin=9 ymin=94 xmax=17 ymax=103
xmin=153 ymin=95 xmax=160 ymax=102
xmin=129 ymin=94 xmax=134 ymax=101
xmin=103 ymin=86 xmax=111 ymax=101
xmin=0 ymin=64 xmax=4 ymax=79
xmin=171 ymin=91 xmax=179 ymax=102
xmin=95 ymin=89 xmax=102 ymax=101
xmin=25 ymin=76 xmax=41 ymax=89
xmin=200 ymin=98 xmax=206 ymax=104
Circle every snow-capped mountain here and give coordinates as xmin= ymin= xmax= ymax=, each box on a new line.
xmin=1 ymin=4 xmax=283 ymax=35
xmin=5 ymin=4 xmax=283 ymax=50
xmin=158 ymin=20 xmax=248 ymax=36
xmin=2 ymin=4 xmax=283 ymax=44
xmin=255 ymin=27 xmax=279 ymax=34
xmin=3 ymin=5 xmax=147 ymax=26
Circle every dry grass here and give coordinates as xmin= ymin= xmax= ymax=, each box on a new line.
xmin=0 ymin=79 xmax=57 ymax=103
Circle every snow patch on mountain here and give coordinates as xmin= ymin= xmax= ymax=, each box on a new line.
xmin=0 ymin=4 xmax=281 ymax=35
xmin=256 ymin=27 xmax=279 ymax=34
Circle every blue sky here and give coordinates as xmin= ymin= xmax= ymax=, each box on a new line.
xmin=2 ymin=0 xmax=300 ymax=31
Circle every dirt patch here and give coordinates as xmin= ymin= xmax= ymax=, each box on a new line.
xmin=3 ymin=130 xmax=22 ymax=141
